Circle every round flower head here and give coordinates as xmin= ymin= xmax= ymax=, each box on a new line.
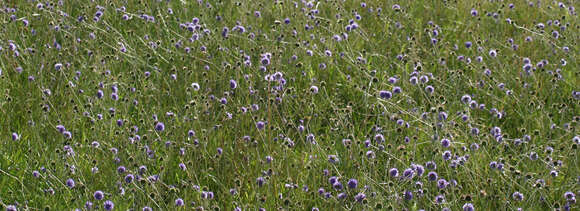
xmin=379 ymin=90 xmax=392 ymax=99
xmin=354 ymin=192 xmax=366 ymax=202
xmin=142 ymin=207 xmax=152 ymax=211
xmin=463 ymin=203 xmax=475 ymax=211
xmin=256 ymin=121 xmax=265 ymax=130
xmin=470 ymin=8 xmax=478 ymax=16
xmin=564 ymin=191 xmax=575 ymax=200
xmin=229 ymin=79 xmax=237 ymax=89
xmin=403 ymin=168 xmax=414 ymax=179
xmin=94 ymin=191 xmax=104 ymax=200
xmin=66 ymin=178 xmax=75 ymax=188
xmin=442 ymin=150 xmax=452 ymax=160
xmin=393 ymin=86 xmax=402 ymax=94
xmin=256 ymin=177 xmax=265 ymax=187
xmin=465 ymin=41 xmax=472 ymax=48
xmin=427 ymin=171 xmax=438 ymax=181
xmin=333 ymin=181 xmax=343 ymax=190
xmin=347 ymin=179 xmax=358 ymax=189
xmin=425 ymin=85 xmax=434 ymax=94
xmin=175 ymin=198 xmax=184 ymax=206
xmin=191 ymin=83 xmax=200 ymax=91
xmin=125 ymin=174 xmax=134 ymax=183
xmin=11 ymin=132 xmax=20 ymax=141
xmin=117 ymin=166 xmax=126 ymax=174
xmin=104 ymin=200 xmax=114 ymax=211
xmin=441 ymin=138 xmax=451 ymax=147
xmin=404 ymin=190 xmax=413 ymax=200
xmin=328 ymin=176 xmax=338 ymax=185
xmin=409 ymin=76 xmax=418 ymax=85
xmin=155 ymin=122 xmax=165 ymax=131
xmin=512 ymin=192 xmax=524 ymax=201
xmin=389 ymin=168 xmax=399 ymax=177
xmin=489 ymin=49 xmax=497 ymax=57
xmin=5 ymin=205 xmax=17 ymax=211
xmin=337 ymin=192 xmax=347 ymax=200
xmin=63 ymin=131 xmax=72 ymax=139
xmin=461 ymin=95 xmax=472 ymax=103
xmin=425 ymin=161 xmax=437 ymax=170
xmin=310 ymin=86 xmax=319 ymax=94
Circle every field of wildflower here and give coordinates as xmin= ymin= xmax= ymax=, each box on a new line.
xmin=0 ymin=0 xmax=578 ymax=210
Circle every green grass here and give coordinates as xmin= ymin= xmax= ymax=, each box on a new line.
xmin=0 ymin=0 xmax=578 ymax=210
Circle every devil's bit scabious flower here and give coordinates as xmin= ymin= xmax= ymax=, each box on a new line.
xmin=155 ymin=122 xmax=165 ymax=132
xmin=347 ymin=179 xmax=358 ymax=189
xmin=104 ymin=200 xmax=114 ymax=211
xmin=94 ymin=191 xmax=104 ymax=200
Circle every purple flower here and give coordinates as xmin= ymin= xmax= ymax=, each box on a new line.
xmin=402 ymin=168 xmax=414 ymax=179
xmin=354 ymin=193 xmax=366 ymax=202
xmin=379 ymin=90 xmax=392 ymax=99
xmin=123 ymin=174 xmax=134 ymax=183
xmin=328 ymin=176 xmax=338 ymax=185
xmin=425 ymin=85 xmax=434 ymax=94
xmin=230 ymin=80 xmax=237 ymax=89
xmin=5 ymin=205 xmax=17 ymax=211
xmin=333 ymin=182 xmax=343 ymax=190
xmin=437 ymin=179 xmax=448 ymax=189
xmin=442 ymin=150 xmax=452 ymax=160
xmin=465 ymin=41 xmax=472 ymax=48
xmin=435 ymin=195 xmax=445 ymax=204
xmin=256 ymin=121 xmax=265 ymax=130
xmin=103 ymin=200 xmax=114 ymax=211
xmin=427 ymin=171 xmax=438 ymax=181
xmin=489 ymin=49 xmax=497 ymax=57
xmin=11 ymin=132 xmax=19 ymax=141
xmin=347 ymin=179 xmax=358 ymax=189
xmin=564 ymin=192 xmax=575 ymax=201
xmin=256 ymin=177 xmax=265 ymax=187
xmin=404 ymin=190 xmax=413 ymax=200
xmin=63 ymin=131 xmax=72 ymax=139
xmin=461 ymin=95 xmax=472 ymax=103
xmin=175 ymin=198 xmax=184 ymax=206
xmin=191 ymin=83 xmax=200 ymax=91
xmin=463 ymin=203 xmax=474 ymax=211
xmin=426 ymin=161 xmax=437 ymax=170
xmin=260 ymin=57 xmax=270 ymax=66
xmin=155 ymin=122 xmax=165 ymax=131
xmin=117 ymin=166 xmax=126 ymax=174
xmin=94 ymin=191 xmax=104 ymax=200
xmin=392 ymin=86 xmax=402 ymax=94
xmin=310 ymin=86 xmax=319 ymax=94
xmin=66 ymin=178 xmax=75 ymax=188
xmin=389 ymin=168 xmax=399 ymax=177
xmin=470 ymin=8 xmax=478 ymax=16
xmin=32 ymin=170 xmax=40 ymax=178
xmin=441 ymin=139 xmax=451 ymax=147
xmin=512 ymin=192 xmax=524 ymax=201
xmin=328 ymin=155 xmax=339 ymax=163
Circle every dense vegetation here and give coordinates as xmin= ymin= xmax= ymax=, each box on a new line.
xmin=0 ymin=0 xmax=578 ymax=210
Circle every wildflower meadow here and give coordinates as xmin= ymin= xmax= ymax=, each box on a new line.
xmin=0 ymin=0 xmax=578 ymax=210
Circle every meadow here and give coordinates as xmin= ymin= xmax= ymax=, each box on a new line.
xmin=0 ymin=0 xmax=578 ymax=210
